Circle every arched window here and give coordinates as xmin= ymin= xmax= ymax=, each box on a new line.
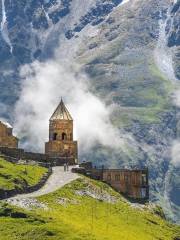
xmin=53 ymin=133 xmax=57 ymax=140
xmin=62 ymin=132 xmax=67 ymax=140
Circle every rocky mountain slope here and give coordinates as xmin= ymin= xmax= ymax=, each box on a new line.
xmin=0 ymin=0 xmax=179 ymax=223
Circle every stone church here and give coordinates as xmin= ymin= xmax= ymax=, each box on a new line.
xmin=0 ymin=120 xmax=18 ymax=148
xmin=45 ymin=99 xmax=78 ymax=165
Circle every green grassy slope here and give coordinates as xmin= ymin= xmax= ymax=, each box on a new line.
xmin=0 ymin=177 xmax=179 ymax=240
xmin=0 ymin=157 xmax=48 ymax=191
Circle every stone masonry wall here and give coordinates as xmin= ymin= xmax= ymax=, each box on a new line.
xmin=0 ymin=122 xmax=18 ymax=148
xmin=0 ymin=146 xmax=77 ymax=166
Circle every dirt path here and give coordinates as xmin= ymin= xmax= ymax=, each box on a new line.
xmin=6 ymin=166 xmax=79 ymax=208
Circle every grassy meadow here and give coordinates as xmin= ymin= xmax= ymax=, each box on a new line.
xmin=0 ymin=157 xmax=47 ymax=191
xmin=0 ymin=177 xmax=179 ymax=240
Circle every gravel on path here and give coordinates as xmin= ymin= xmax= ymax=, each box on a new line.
xmin=6 ymin=166 xmax=79 ymax=209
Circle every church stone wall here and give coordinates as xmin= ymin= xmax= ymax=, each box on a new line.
xmin=102 ymin=169 xmax=149 ymax=199
xmin=0 ymin=122 xmax=18 ymax=148
xmin=0 ymin=146 xmax=77 ymax=166
xmin=45 ymin=140 xmax=78 ymax=159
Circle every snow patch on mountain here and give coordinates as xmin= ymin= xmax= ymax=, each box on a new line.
xmin=0 ymin=0 xmax=13 ymax=53
xmin=171 ymin=141 xmax=180 ymax=166
xmin=47 ymin=0 xmax=63 ymax=14
xmin=154 ymin=9 xmax=177 ymax=82
xmin=42 ymin=5 xmax=53 ymax=26
xmin=68 ymin=0 xmax=97 ymax=25
xmin=121 ymin=0 xmax=130 ymax=5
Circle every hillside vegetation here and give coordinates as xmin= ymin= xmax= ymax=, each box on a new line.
xmin=0 ymin=157 xmax=48 ymax=191
xmin=0 ymin=177 xmax=179 ymax=240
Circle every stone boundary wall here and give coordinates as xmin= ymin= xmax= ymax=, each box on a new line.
xmin=0 ymin=168 xmax=52 ymax=200
xmin=0 ymin=147 xmax=49 ymax=162
xmin=0 ymin=147 xmax=76 ymax=166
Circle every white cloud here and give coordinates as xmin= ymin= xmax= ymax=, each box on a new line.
xmin=14 ymin=59 xmax=124 ymax=154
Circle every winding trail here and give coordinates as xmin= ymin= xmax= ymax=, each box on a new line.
xmin=6 ymin=166 xmax=79 ymax=208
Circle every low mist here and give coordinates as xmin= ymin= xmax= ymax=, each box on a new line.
xmin=14 ymin=59 xmax=124 ymax=154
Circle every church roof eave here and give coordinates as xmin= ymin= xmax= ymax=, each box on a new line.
xmin=0 ymin=119 xmax=13 ymax=129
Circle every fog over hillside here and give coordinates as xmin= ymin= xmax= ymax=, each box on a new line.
xmin=14 ymin=59 xmax=126 ymax=153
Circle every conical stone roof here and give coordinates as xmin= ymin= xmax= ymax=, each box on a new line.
xmin=50 ymin=99 xmax=73 ymax=121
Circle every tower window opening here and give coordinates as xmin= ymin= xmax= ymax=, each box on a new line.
xmin=62 ymin=132 xmax=67 ymax=140
xmin=53 ymin=133 xmax=58 ymax=140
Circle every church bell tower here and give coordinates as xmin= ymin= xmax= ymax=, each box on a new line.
xmin=45 ymin=99 xmax=78 ymax=165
